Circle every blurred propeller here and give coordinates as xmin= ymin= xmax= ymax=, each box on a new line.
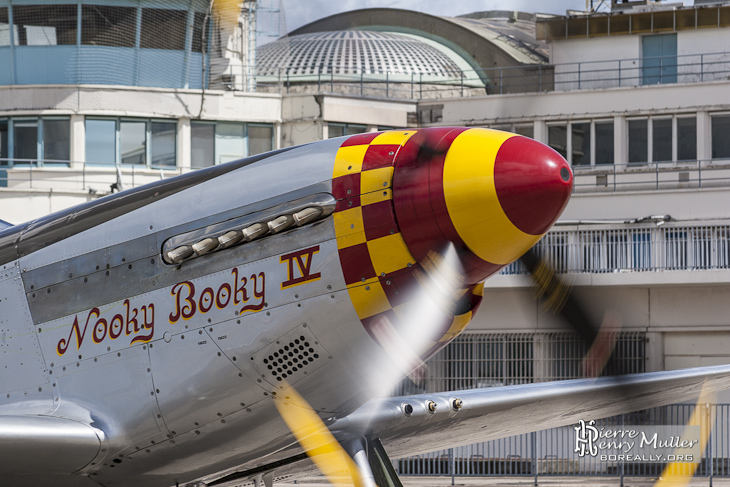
xmin=519 ymin=247 xmax=625 ymax=378
xmin=274 ymin=381 xmax=364 ymax=487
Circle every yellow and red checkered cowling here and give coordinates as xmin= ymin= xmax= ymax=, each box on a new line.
xmin=331 ymin=127 xmax=572 ymax=359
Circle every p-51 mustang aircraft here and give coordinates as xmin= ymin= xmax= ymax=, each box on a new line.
xmin=1 ymin=127 xmax=729 ymax=487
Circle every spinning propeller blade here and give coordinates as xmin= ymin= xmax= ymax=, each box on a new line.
xmin=274 ymin=382 xmax=364 ymax=487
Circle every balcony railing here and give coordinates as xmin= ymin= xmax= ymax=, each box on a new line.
xmin=240 ymin=50 xmax=730 ymax=99
xmin=573 ymin=159 xmax=730 ymax=193
xmin=501 ymin=224 xmax=730 ymax=275
xmin=3 ymin=157 xmax=730 ymax=196
xmin=0 ymin=159 xmax=191 ymax=195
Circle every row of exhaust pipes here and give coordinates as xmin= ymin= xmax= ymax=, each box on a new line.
xmin=164 ymin=207 xmax=326 ymax=265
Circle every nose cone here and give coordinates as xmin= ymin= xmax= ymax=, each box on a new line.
xmin=494 ymin=135 xmax=573 ymax=236
xmin=442 ymin=129 xmax=572 ymax=267
xmin=393 ymin=127 xmax=572 ymax=284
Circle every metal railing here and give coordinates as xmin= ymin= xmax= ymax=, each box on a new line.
xmin=501 ymin=224 xmax=730 ymax=275
xmin=0 ymin=159 xmax=191 ymax=194
xmin=3 ymin=157 xmax=730 ymax=196
xmin=397 ymin=404 xmax=729 ymax=482
xmin=245 ymin=51 xmax=730 ymax=99
xmin=573 ymin=159 xmax=730 ymax=193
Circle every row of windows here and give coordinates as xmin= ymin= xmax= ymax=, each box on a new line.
xmin=0 ymin=5 xmax=207 ymax=51
xmin=0 ymin=117 xmax=274 ymax=168
xmin=493 ymin=113 xmax=730 ymax=166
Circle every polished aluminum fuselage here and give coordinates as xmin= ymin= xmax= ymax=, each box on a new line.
xmin=0 ymin=139 xmax=388 ymax=486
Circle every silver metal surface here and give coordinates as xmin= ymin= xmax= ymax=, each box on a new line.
xmin=0 ymin=415 xmax=102 ymax=475
xmin=0 ymin=260 xmax=52 ymax=409
xmin=161 ymin=193 xmax=335 ymax=264
xmin=335 ymin=364 xmax=730 ymax=459
xmin=23 ymin=201 xmax=337 ymax=326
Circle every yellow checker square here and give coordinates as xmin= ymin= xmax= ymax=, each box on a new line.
xmin=367 ymin=233 xmax=414 ymax=276
xmin=347 ymin=278 xmax=391 ymax=319
xmin=360 ymin=167 xmax=394 ymax=195
xmin=371 ymin=130 xmax=417 ymax=146
xmin=361 ymin=188 xmax=392 ymax=207
xmin=333 ymin=145 xmax=368 ymax=179
xmin=439 ymin=312 xmax=472 ymax=342
xmin=333 ymin=207 xmax=366 ymax=249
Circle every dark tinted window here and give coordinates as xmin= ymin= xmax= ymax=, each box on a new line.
xmin=595 ymin=121 xmax=614 ymax=165
xmin=0 ymin=8 xmax=8 ymax=47
xmin=192 ymin=12 xmax=209 ymax=53
xmin=652 ymin=118 xmax=672 ymax=163
xmin=191 ymin=122 xmax=214 ymax=168
xmin=0 ymin=121 xmax=7 ymax=163
xmin=43 ymin=119 xmax=70 ymax=163
xmin=140 ymin=8 xmax=186 ymax=50
xmin=712 ymin=115 xmax=730 ymax=159
xmin=82 ymin=5 xmax=136 ymax=47
xmin=13 ymin=5 xmax=77 ymax=46
xmin=571 ymin=122 xmax=590 ymax=166
xmin=628 ymin=119 xmax=648 ymax=164
xmin=677 ymin=117 xmax=696 ymax=161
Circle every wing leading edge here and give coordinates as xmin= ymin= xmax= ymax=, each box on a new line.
xmin=331 ymin=364 xmax=730 ymax=459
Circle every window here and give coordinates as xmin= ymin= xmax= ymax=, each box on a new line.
xmin=86 ymin=117 xmax=177 ymax=167
xmin=14 ymin=120 xmax=38 ymax=162
xmin=86 ymin=119 xmax=116 ymax=165
xmin=327 ymin=123 xmax=368 ymax=138
xmin=595 ymin=121 xmax=614 ymax=165
xmin=140 ymin=8 xmax=186 ymax=50
xmin=547 ymin=120 xmax=615 ymax=167
xmin=216 ymin=122 xmax=245 ymax=164
xmin=248 ymin=125 xmax=273 ymax=156
xmin=0 ymin=120 xmax=7 ymax=164
xmin=0 ymin=118 xmax=71 ymax=166
xmin=328 ymin=124 xmax=345 ymax=139
xmin=43 ymin=119 xmax=70 ymax=163
xmin=82 ymin=5 xmax=136 ymax=48
xmin=547 ymin=124 xmax=567 ymax=159
xmin=151 ymin=122 xmax=176 ymax=167
xmin=12 ymin=5 xmax=77 ymax=46
xmin=192 ymin=12 xmax=209 ymax=53
xmin=642 ymin=34 xmax=677 ymax=85
xmin=0 ymin=8 xmax=9 ymax=47
xmin=571 ymin=122 xmax=590 ymax=166
xmin=120 ymin=121 xmax=146 ymax=165
xmin=677 ymin=117 xmax=696 ymax=161
xmin=712 ymin=115 xmax=730 ymax=159
xmin=628 ymin=119 xmax=648 ymax=164
xmin=652 ymin=118 xmax=672 ymax=163
xmin=514 ymin=124 xmax=534 ymax=138
xmin=191 ymin=122 xmax=214 ymax=169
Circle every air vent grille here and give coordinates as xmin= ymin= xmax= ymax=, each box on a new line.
xmin=251 ymin=323 xmax=329 ymax=388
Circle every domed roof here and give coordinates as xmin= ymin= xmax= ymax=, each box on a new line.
xmin=257 ymin=30 xmax=465 ymax=78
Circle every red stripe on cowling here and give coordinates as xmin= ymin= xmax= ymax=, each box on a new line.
xmin=379 ymin=268 xmax=419 ymax=309
xmin=494 ymin=136 xmax=573 ymax=235
xmin=332 ymin=172 xmax=361 ymax=201
xmin=338 ymin=243 xmax=376 ymax=285
xmin=340 ymin=132 xmax=381 ymax=147
xmin=335 ymin=196 xmax=360 ymax=212
xmin=362 ymin=200 xmax=398 ymax=241
xmin=362 ymin=144 xmax=400 ymax=170
xmin=392 ymin=128 xmax=501 ymax=284
xmin=392 ymin=128 xmax=464 ymax=262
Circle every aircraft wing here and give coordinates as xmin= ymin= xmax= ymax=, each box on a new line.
xmin=0 ymin=415 xmax=103 ymax=477
xmin=331 ymin=364 xmax=730 ymax=459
